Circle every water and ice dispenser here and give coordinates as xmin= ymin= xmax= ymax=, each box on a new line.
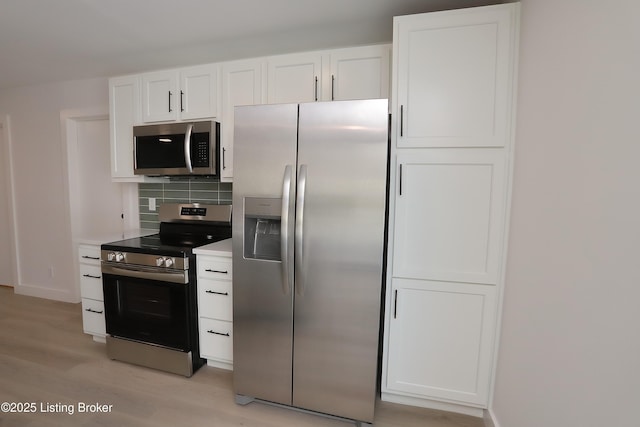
xmin=243 ymin=197 xmax=281 ymax=261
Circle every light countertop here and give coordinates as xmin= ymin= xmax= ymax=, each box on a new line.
xmin=74 ymin=229 xmax=157 ymax=246
xmin=193 ymin=238 xmax=232 ymax=257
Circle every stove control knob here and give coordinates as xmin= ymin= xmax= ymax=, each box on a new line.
xmin=107 ymin=252 xmax=115 ymax=262
xmin=155 ymin=257 xmax=165 ymax=267
xmin=164 ymin=258 xmax=174 ymax=268
xmin=115 ymin=252 xmax=125 ymax=262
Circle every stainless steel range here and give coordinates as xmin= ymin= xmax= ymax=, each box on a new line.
xmin=100 ymin=203 xmax=232 ymax=377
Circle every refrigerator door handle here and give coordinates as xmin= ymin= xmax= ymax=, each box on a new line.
xmin=280 ymin=165 xmax=294 ymax=295
xmin=295 ymin=164 xmax=307 ymax=295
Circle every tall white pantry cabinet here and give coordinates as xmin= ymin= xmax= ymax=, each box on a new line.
xmin=382 ymin=3 xmax=520 ymax=417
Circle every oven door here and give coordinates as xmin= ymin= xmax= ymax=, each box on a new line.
xmin=102 ymin=264 xmax=191 ymax=351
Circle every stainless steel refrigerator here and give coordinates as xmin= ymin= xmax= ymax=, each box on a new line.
xmin=232 ymin=99 xmax=388 ymax=425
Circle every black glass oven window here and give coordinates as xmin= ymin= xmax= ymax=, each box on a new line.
xmin=125 ymin=282 xmax=172 ymax=320
xmin=103 ymin=275 xmax=191 ymax=351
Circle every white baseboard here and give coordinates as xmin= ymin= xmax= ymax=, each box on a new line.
xmin=484 ymin=407 xmax=501 ymax=427
xmin=14 ymin=283 xmax=79 ymax=303
xmin=206 ymin=359 xmax=233 ymax=371
xmin=381 ymin=392 xmax=484 ymax=418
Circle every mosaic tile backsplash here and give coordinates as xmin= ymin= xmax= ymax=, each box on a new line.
xmin=139 ymin=177 xmax=232 ymax=229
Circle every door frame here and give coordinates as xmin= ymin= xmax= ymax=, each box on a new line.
xmin=61 ymin=107 xmax=139 ymax=301
xmin=0 ymin=115 xmax=18 ymax=288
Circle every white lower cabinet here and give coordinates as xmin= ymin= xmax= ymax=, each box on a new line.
xmin=384 ymin=279 xmax=497 ymax=409
xmin=81 ymin=299 xmax=106 ymax=339
xmin=199 ymin=317 xmax=233 ymax=365
xmin=78 ymin=244 xmax=106 ymax=342
xmin=196 ymin=253 xmax=233 ymax=370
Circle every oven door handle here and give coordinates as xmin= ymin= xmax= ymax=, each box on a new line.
xmin=102 ymin=263 xmax=188 ymax=284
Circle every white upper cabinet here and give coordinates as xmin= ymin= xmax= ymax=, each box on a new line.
xmin=109 ymin=76 xmax=140 ymax=180
xmin=142 ymin=63 xmax=220 ymax=123
xmin=394 ymin=6 xmax=517 ymax=148
xmin=109 ymin=44 xmax=390 ymax=182
xmin=142 ymin=70 xmax=176 ymax=122
xmin=329 ymin=45 xmax=390 ymax=101
xmin=220 ymin=58 xmax=265 ymax=182
xmin=267 ymin=52 xmax=323 ymax=104
xmin=266 ymin=45 xmax=391 ymax=104
xmin=109 ymin=75 xmax=165 ymax=182
xmin=180 ymin=64 xmax=221 ymax=120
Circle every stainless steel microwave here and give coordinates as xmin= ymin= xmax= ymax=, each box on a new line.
xmin=133 ymin=121 xmax=219 ymax=176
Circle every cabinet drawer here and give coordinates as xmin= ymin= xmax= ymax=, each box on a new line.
xmin=81 ymin=299 xmax=105 ymax=337
xmin=199 ymin=318 xmax=233 ymax=362
xmin=198 ymin=257 xmax=232 ymax=281
xmin=80 ymin=264 xmax=103 ymax=300
xmin=198 ymin=279 xmax=232 ymax=321
xmin=79 ymin=245 xmax=101 ymax=265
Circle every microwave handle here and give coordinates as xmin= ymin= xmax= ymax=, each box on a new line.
xmin=184 ymin=123 xmax=194 ymax=173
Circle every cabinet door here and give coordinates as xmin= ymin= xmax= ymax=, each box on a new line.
xmin=199 ymin=318 xmax=233 ymax=363
xmin=267 ymin=52 xmax=322 ymax=103
xmin=198 ymin=279 xmax=232 ymax=321
xmin=329 ymin=45 xmax=390 ymax=101
xmin=393 ymin=5 xmax=517 ymax=147
xmin=79 ymin=264 xmax=103 ymax=301
xmin=197 ymin=256 xmax=233 ymax=280
xmin=392 ymin=149 xmax=507 ymax=285
xmin=142 ymin=70 xmax=178 ymax=122
xmin=180 ymin=64 xmax=220 ymax=120
xmin=109 ymin=76 xmax=141 ymax=180
xmin=385 ymin=278 xmax=496 ymax=406
xmin=78 ymin=244 xmax=101 ymax=265
xmin=81 ymin=299 xmax=106 ymax=337
xmin=220 ymin=58 xmax=265 ymax=182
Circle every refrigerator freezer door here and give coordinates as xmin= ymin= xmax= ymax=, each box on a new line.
xmin=232 ymin=103 xmax=298 ymax=405
xmin=293 ymin=99 xmax=389 ymax=422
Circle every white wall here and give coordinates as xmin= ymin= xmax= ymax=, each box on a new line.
xmin=0 ymin=78 xmax=108 ymax=302
xmin=492 ymin=1 xmax=640 ymax=426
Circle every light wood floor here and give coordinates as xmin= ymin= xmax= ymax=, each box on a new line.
xmin=0 ymin=286 xmax=484 ymax=427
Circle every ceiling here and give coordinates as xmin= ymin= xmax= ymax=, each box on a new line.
xmin=0 ymin=0 xmax=504 ymax=90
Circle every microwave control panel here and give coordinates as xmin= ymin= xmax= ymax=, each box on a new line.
xmin=193 ymin=133 xmax=210 ymax=167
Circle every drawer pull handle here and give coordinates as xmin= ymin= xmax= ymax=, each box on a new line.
xmin=85 ymin=308 xmax=103 ymax=314
xmin=205 ymin=269 xmax=228 ymax=274
xmin=207 ymin=330 xmax=230 ymax=337
xmin=81 ymin=255 xmax=100 ymax=260
xmin=205 ymin=290 xmax=229 ymax=296
xmin=83 ymin=274 xmax=101 ymax=279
